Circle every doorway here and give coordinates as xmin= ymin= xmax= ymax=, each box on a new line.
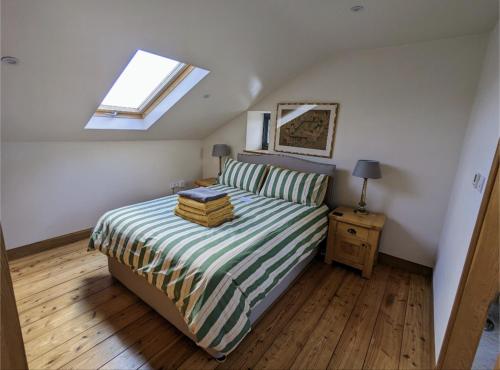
xmin=437 ymin=143 xmax=499 ymax=369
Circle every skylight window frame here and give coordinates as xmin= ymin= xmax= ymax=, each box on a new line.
xmin=95 ymin=62 xmax=192 ymax=119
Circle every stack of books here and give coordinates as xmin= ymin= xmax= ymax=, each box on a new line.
xmin=175 ymin=187 xmax=234 ymax=227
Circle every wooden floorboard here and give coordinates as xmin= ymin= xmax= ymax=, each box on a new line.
xmin=64 ymin=312 xmax=160 ymax=369
xmin=15 ymin=266 xmax=110 ymax=313
xmin=12 ymin=240 xmax=434 ymax=369
xmin=399 ymin=274 xmax=433 ymax=370
xmin=101 ymin=318 xmax=183 ymax=370
xmin=13 ymin=258 xmax=107 ymax=300
xmin=327 ymin=265 xmax=391 ymax=369
xmin=139 ymin=336 xmax=197 ymax=370
xmin=8 ymin=240 xmax=88 ymax=268
xmin=23 ymin=287 xmax=137 ymax=357
xmin=18 ymin=275 xmax=114 ymax=326
xmin=291 ymin=272 xmax=365 ymax=369
xmin=10 ymin=246 xmax=93 ymax=281
xmin=30 ymin=302 xmax=150 ymax=369
xmin=363 ymin=268 xmax=410 ymax=369
xmin=253 ymin=268 xmax=346 ymax=369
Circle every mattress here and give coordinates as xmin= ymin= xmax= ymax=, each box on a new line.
xmin=88 ymin=184 xmax=329 ymax=355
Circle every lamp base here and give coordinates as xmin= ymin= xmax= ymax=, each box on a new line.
xmin=355 ymin=178 xmax=370 ymax=215
xmin=354 ymin=207 xmax=369 ymax=215
xmin=218 ymin=156 xmax=223 ymax=177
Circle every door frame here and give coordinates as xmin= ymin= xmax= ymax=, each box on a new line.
xmin=1 ymin=225 xmax=29 ymax=369
xmin=437 ymin=141 xmax=499 ymax=369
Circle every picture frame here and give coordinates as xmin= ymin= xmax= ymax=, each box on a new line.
xmin=274 ymin=102 xmax=339 ymax=158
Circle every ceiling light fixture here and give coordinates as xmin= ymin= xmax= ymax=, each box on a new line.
xmin=350 ymin=5 xmax=364 ymax=12
xmin=1 ymin=56 xmax=18 ymax=65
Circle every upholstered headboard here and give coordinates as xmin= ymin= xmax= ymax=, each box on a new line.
xmin=237 ymin=153 xmax=336 ymax=209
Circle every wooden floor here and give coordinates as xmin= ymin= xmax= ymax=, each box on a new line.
xmin=10 ymin=239 xmax=433 ymax=369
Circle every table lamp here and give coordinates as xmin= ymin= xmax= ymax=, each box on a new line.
xmin=352 ymin=160 xmax=381 ymax=214
xmin=212 ymin=144 xmax=231 ymax=176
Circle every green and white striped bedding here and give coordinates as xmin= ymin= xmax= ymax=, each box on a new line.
xmin=260 ymin=165 xmax=328 ymax=206
xmin=218 ymin=158 xmax=267 ymax=193
xmin=88 ymin=184 xmax=329 ymax=355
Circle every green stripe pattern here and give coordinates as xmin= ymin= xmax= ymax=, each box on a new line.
xmin=259 ymin=166 xmax=329 ymax=206
xmin=218 ymin=158 xmax=267 ymax=194
xmin=88 ymin=184 xmax=328 ymax=355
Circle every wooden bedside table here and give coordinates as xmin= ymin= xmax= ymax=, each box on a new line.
xmin=194 ymin=177 xmax=218 ymax=187
xmin=325 ymin=206 xmax=386 ymax=278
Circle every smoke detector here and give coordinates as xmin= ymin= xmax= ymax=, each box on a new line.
xmin=1 ymin=56 xmax=19 ymax=65
xmin=350 ymin=5 xmax=364 ymax=12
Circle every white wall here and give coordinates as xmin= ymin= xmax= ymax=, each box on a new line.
xmin=203 ymin=34 xmax=488 ymax=267
xmin=1 ymin=140 xmax=202 ymax=249
xmin=433 ymin=24 xmax=499 ymax=358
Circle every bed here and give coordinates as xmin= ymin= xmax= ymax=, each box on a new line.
xmin=88 ymin=153 xmax=336 ymax=359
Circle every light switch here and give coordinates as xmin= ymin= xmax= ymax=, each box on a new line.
xmin=477 ymin=175 xmax=485 ymax=193
xmin=472 ymin=173 xmax=485 ymax=193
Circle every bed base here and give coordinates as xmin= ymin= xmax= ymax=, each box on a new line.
xmin=107 ymin=252 xmax=316 ymax=359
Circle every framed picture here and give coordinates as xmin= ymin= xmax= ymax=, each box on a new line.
xmin=274 ymin=102 xmax=339 ymax=158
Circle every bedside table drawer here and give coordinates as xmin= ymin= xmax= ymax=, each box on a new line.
xmin=332 ymin=237 xmax=370 ymax=269
xmin=336 ymin=222 xmax=369 ymax=241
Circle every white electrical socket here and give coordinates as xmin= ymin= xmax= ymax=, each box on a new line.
xmin=169 ymin=180 xmax=186 ymax=190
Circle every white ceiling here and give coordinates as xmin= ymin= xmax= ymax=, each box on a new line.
xmin=2 ymin=0 xmax=498 ymax=141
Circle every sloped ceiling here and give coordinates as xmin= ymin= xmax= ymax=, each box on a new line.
xmin=2 ymin=0 xmax=498 ymax=141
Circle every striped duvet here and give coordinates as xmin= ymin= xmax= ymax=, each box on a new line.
xmin=89 ymin=184 xmax=329 ymax=355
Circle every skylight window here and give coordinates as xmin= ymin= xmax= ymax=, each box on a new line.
xmin=87 ymin=50 xmax=210 ymax=130
xmin=99 ymin=50 xmax=185 ymax=113
xmin=98 ymin=50 xmax=187 ymax=115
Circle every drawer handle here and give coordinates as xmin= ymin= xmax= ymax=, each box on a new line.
xmin=347 ymin=228 xmax=357 ymax=235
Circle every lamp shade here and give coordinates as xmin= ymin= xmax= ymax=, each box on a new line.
xmin=352 ymin=160 xmax=381 ymax=179
xmin=212 ymin=144 xmax=230 ymax=157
